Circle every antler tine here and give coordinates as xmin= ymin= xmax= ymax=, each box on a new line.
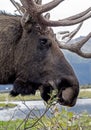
xmin=20 ymin=0 xmax=39 ymax=19
xmin=62 ymin=22 xmax=83 ymax=42
xmin=38 ymin=0 xmax=64 ymax=14
xmin=58 ymin=31 xmax=70 ymax=35
xmin=39 ymin=7 xmax=91 ymax=26
xmin=10 ymin=0 xmax=24 ymax=15
xmin=65 ymin=7 xmax=91 ymax=20
xmin=20 ymin=0 xmax=33 ymax=10
xmin=58 ymin=32 xmax=91 ymax=58
xmin=75 ymin=33 xmax=91 ymax=50
xmin=10 ymin=0 xmax=31 ymax=26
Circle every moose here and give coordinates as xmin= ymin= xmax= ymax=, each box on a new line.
xmin=0 ymin=0 xmax=91 ymax=107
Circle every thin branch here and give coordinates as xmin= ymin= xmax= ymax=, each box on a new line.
xmin=24 ymin=104 xmax=52 ymax=130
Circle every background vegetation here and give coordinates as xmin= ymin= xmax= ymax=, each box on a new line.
xmin=0 ymin=86 xmax=91 ymax=130
xmin=0 ymin=105 xmax=91 ymax=130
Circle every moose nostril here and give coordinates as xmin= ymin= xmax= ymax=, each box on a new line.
xmin=57 ymin=77 xmax=76 ymax=91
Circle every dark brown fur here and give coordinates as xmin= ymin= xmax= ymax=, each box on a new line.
xmin=0 ymin=13 xmax=79 ymax=106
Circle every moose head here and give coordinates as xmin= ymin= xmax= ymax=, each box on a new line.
xmin=0 ymin=0 xmax=91 ymax=107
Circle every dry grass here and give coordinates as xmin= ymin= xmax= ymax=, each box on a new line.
xmin=0 ymin=91 xmax=41 ymax=101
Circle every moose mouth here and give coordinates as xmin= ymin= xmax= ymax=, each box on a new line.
xmin=10 ymin=78 xmax=79 ymax=107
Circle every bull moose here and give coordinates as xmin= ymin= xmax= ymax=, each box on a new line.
xmin=0 ymin=0 xmax=91 ymax=107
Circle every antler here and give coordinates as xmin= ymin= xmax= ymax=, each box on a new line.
xmin=58 ymin=22 xmax=83 ymax=43
xmin=11 ymin=0 xmax=91 ymax=27
xmin=57 ymin=22 xmax=91 ymax=58
xmin=40 ymin=7 xmax=91 ymax=26
xmin=10 ymin=0 xmax=91 ymax=58
xmin=57 ymin=31 xmax=91 ymax=58
xmin=15 ymin=0 xmax=91 ymax=27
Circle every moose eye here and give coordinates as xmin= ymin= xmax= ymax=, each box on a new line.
xmin=38 ymin=37 xmax=52 ymax=50
xmin=40 ymin=38 xmax=48 ymax=45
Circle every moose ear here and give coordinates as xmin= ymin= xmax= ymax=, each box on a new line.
xmin=22 ymin=22 xmax=32 ymax=32
xmin=21 ymin=13 xmax=33 ymax=32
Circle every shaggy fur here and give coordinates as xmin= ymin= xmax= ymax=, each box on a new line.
xmin=0 ymin=13 xmax=79 ymax=106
